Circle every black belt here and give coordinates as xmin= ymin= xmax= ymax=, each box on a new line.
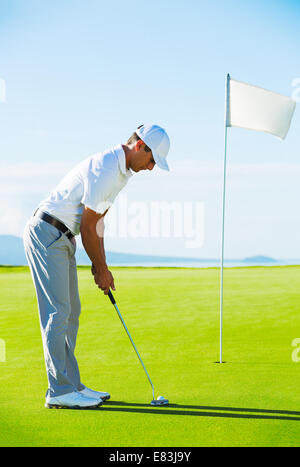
xmin=34 ymin=209 xmax=74 ymax=240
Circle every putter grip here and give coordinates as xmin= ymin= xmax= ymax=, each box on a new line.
xmin=108 ymin=290 xmax=116 ymax=305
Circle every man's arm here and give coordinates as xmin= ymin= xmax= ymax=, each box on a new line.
xmin=80 ymin=206 xmax=115 ymax=294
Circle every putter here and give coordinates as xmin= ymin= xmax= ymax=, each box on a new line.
xmin=107 ymin=290 xmax=169 ymax=407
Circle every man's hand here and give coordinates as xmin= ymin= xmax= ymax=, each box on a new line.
xmin=93 ymin=266 xmax=115 ymax=295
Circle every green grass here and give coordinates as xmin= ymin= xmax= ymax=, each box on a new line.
xmin=1 ymin=265 xmax=300 ymax=447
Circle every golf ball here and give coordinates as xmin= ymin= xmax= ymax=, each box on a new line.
xmin=157 ymin=396 xmax=165 ymax=401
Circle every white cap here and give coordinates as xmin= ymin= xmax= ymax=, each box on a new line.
xmin=136 ymin=124 xmax=170 ymax=171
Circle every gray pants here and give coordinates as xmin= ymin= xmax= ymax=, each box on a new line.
xmin=23 ymin=214 xmax=85 ymax=398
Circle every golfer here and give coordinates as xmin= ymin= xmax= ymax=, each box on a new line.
xmin=23 ymin=124 xmax=170 ymax=409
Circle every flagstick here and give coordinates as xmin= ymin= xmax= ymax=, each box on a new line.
xmin=219 ymin=73 xmax=230 ymax=364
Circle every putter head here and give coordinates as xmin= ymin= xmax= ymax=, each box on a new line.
xmin=150 ymin=396 xmax=169 ymax=406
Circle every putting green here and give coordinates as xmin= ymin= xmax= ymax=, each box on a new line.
xmin=0 ymin=265 xmax=300 ymax=447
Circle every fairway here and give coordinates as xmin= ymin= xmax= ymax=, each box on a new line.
xmin=1 ymin=265 xmax=300 ymax=447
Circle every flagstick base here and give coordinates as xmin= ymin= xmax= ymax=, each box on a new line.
xmin=214 ymin=361 xmax=227 ymax=364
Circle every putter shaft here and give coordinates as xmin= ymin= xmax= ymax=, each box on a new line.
xmin=107 ymin=290 xmax=155 ymax=401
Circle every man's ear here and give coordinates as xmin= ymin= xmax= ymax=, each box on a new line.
xmin=135 ymin=140 xmax=144 ymax=151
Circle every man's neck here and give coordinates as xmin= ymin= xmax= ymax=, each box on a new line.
xmin=122 ymin=144 xmax=131 ymax=170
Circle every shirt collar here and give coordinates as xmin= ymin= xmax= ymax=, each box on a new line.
xmin=115 ymin=144 xmax=133 ymax=178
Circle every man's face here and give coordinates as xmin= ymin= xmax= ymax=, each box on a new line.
xmin=130 ymin=141 xmax=156 ymax=172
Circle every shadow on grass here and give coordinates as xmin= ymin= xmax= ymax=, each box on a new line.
xmin=98 ymin=401 xmax=300 ymax=421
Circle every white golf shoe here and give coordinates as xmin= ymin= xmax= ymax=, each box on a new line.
xmin=45 ymin=390 xmax=103 ymax=409
xmin=79 ymin=387 xmax=111 ymax=401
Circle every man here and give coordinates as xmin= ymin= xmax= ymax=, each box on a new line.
xmin=23 ymin=124 xmax=170 ymax=409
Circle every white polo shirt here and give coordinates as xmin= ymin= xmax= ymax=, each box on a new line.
xmin=38 ymin=144 xmax=133 ymax=235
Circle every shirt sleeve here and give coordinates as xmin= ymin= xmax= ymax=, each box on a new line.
xmin=81 ymin=168 xmax=116 ymax=214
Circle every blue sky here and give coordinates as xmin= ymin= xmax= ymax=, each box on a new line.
xmin=0 ymin=0 xmax=299 ymax=259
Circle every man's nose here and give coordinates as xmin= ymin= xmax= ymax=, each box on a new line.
xmin=148 ymin=162 xmax=155 ymax=171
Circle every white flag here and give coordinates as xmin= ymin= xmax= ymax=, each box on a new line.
xmin=226 ymin=75 xmax=296 ymax=139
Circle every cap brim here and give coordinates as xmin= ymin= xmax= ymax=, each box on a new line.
xmin=153 ymin=151 xmax=170 ymax=171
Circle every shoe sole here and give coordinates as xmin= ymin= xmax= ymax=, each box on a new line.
xmin=45 ymin=402 xmax=102 ymax=410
